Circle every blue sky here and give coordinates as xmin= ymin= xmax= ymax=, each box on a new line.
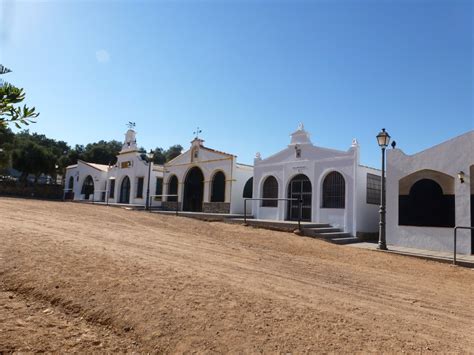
xmin=0 ymin=0 xmax=472 ymax=166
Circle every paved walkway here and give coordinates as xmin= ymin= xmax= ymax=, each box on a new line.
xmin=348 ymin=242 xmax=474 ymax=268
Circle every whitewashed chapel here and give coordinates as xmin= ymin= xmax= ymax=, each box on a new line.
xmin=161 ymin=136 xmax=253 ymax=214
xmin=65 ymin=128 xmax=164 ymax=206
xmin=252 ymin=124 xmax=381 ymax=237
xmin=387 ymin=131 xmax=473 ymax=254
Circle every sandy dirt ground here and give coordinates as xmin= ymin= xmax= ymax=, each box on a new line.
xmin=0 ymin=197 xmax=473 ymax=353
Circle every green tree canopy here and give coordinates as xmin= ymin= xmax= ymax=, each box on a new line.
xmin=0 ymin=64 xmax=39 ymax=128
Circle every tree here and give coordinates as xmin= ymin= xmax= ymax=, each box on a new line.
xmin=152 ymin=147 xmax=166 ymax=164
xmin=12 ymin=141 xmax=54 ymax=182
xmin=0 ymin=65 xmax=39 ymax=128
xmin=81 ymin=140 xmax=122 ymax=165
xmin=0 ymin=126 xmax=14 ymax=169
xmin=164 ymin=144 xmax=183 ymax=162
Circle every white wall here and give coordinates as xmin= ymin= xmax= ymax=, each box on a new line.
xmin=386 ymin=131 xmax=473 ymax=254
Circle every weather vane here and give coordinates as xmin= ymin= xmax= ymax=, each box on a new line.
xmin=127 ymin=122 xmax=136 ymax=129
xmin=193 ymin=127 xmax=202 ymax=138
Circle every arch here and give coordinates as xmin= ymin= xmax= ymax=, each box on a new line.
xmin=399 ymin=169 xmax=454 ymax=195
xmin=183 ymin=167 xmax=204 ymax=212
xmin=167 ymin=175 xmax=178 ymax=202
xmin=119 ymin=176 xmax=131 ymax=204
xmin=261 ymin=175 xmax=278 ymax=207
xmin=81 ymin=175 xmax=94 ymax=200
xmin=399 ymin=175 xmax=455 ymax=227
xmin=287 ymin=174 xmax=312 ymax=221
xmin=211 ymin=171 xmax=226 ymax=202
xmin=68 ymin=176 xmax=74 ymax=190
xmin=322 ymin=171 xmax=345 ymax=208
xmin=243 ymin=177 xmax=253 ymax=198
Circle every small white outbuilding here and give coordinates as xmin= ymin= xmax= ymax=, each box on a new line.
xmin=386 ymin=130 xmax=473 ymax=254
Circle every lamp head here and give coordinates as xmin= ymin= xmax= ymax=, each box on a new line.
xmin=376 ymin=128 xmax=391 ymax=148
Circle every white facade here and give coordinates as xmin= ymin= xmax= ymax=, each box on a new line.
xmin=162 ymin=137 xmax=253 ymax=214
xmin=253 ymin=124 xmax=380 ymax=236
xmin=65 ymin=129 xmax=164 ymax=207
xmin=387 ymin=131 xmax=473 ymax=254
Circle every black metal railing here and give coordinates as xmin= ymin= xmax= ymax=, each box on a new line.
xmin=243 ymin=198 xmax=303 ymax=231
xmin=453 ymin=226 xmax=474 ymax=265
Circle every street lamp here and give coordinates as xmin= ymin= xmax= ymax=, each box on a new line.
xmin=146 ymin=149 xmax=154 ymax=210
xmin=376 ymin=128 xmax=390 ymax=251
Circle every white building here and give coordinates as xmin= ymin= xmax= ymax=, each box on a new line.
xmin=65 ymin=129 xmax=164 ymax=207
xmin=162 ymin=136 xmax=253 ymax=214
xmin=252 ymin=124 xmax=381 ymax=237
xmin=387 ymin=130 xmax=473 ymax=254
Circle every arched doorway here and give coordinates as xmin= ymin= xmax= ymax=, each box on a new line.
xmin=287 ymin=174 xmax=312 ymax=221
xmin=81 ymin=175 xmax=94 ymax=200
xmin=183 ymin=167 xmax=204 ymax=212
xmin=120 ymin=176 xmax=131 ymax=204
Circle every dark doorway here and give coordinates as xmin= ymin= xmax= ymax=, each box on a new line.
xmin=183 ymin=167 xmax=204 ymax=212
xmin=287 ymin=174 xmax=312 ymax=221
xmin=81 ymin=175 xmax=94 ymax=200
xmin=120 ymin=176 xmax=131 ymax=204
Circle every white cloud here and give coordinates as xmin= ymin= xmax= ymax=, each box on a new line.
xmin=96 ymin=49 xmax=110 ymax=63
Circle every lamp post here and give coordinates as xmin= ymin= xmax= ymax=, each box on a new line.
xmin=146 ymin=149 xmax=154 ymax=210
xmin=376 ymin=128 xmax=391 ymax=251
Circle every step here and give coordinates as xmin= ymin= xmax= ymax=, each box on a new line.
xmin=310 ymin=232 xmax=352 ymax=239
xmin=329 ymin=236 xmax=361 ymax=245
xmin=303 ymin=227 xmax=342 ymax=236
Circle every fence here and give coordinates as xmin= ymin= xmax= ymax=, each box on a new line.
xmin=0 ymin=181 xmax=64 ymax=200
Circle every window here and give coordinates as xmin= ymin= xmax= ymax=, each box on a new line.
xmin=109 ymin=179 xmax=115 ymax=199
xmin=167 ymin=175 xmax=178 ymax=202
xmin=262 ymin=176 xmax=278 ymax=207
xmin=322 ymin=171 xmax=345 ymax=208
xmin=136 ymin=177 xmax=144 ymax=198
xmin=243 ymin=178 xmax=253 ymax=198
xmin=211 ymin=171 xmax=226 ymax=202
xmin=68 ymin=176 xmax=74 ymax=190
xmin=399 ymin=178 xmax=455 ymax=227
xmin=155 ymin=178 xmax=163 ymax=200
xmin=366 ymin=173 xmax=381 ymax=205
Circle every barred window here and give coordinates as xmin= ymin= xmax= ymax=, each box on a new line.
xmin=109 ymin=179 xmax=115 ymax=199
xmin=136 ymin=177 xmax=144 ymax=198
xmin=155 ymin=178 xmax=163 ymax=197
xmin=262 ymin=176 xmax=278 ymax=207
xmin=367 ymin=173 xmax=381 ymax=205
xmin=167 ymin=175 xmax=178 ymax=202
xmin=322 ymin=171 xmax=345 ymax=208
xmin=211 ymin=171 xmax=226 ymax=202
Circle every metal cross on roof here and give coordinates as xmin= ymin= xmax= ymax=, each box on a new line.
xmin=194 ymin=127 xmax=202 ymax=138
xmin=127 ymin=122 xmax=136 ymax=129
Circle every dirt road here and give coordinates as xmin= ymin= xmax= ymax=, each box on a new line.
xmin=1 ymin=198 xmax=473 ymax=352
